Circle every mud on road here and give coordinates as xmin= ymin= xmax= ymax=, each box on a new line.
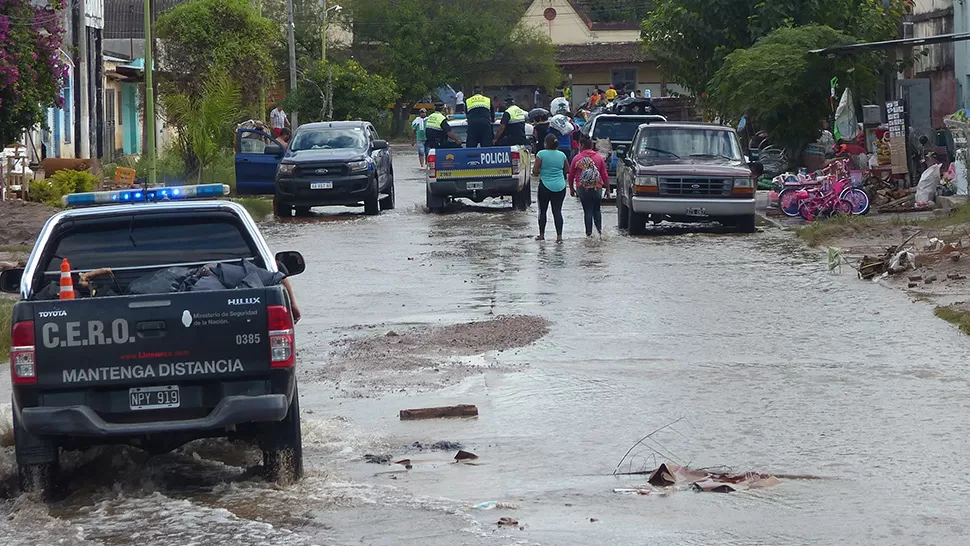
xmin=310 ymin=315 xmax=550 ymax=395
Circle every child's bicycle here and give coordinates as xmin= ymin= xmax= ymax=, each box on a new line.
xmin=795 ymin=179 xmax=854 ymax=221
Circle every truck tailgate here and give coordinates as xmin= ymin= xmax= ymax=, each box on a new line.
xmin=435 ymin=147 xmax=514 ymax=180
xmin=29 ymin=289 xmax=273 ymax=388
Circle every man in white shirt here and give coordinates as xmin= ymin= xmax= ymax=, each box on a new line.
xmin=455 ymin=87 xmax=465 ymax=114
xmin=270 ymin=104 xmax=289 ymax=137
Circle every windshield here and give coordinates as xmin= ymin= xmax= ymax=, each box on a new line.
xmin=290 ymin=127 xmax=367 ymax=151
xmin=635 ymin=127 xmax=743 ymax=161
xmin=591 ymin=119 xmax=645 ymax=142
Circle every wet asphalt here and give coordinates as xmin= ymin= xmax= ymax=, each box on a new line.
xmin=2 ymin=145 xmax=970 ymax=545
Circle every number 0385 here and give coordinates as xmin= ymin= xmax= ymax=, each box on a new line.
xmin=236 ymin=333 xmax=261 ymax=345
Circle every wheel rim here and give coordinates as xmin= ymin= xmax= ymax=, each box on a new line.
xmin=779 ymin=190 xmax=801 ymax=217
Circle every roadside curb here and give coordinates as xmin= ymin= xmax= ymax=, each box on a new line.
xmin=756 ymin=211 xmax=786 ymax=229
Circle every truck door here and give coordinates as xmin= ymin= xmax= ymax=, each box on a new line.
xmin=235 ymin=128 xmax=283 ymax=195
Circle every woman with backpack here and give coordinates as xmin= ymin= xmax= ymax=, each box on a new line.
xmin=531 ymin=133 xmax=569 ymax=242
xmin=569 ymin=135 xmax=610 ymax=237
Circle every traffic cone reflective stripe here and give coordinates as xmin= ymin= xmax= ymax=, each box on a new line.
xmin=59 ymin=258 xmax=75 ymax=300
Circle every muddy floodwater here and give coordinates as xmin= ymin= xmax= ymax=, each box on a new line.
xmin=3 ymin=152 xmax=970 ymax=545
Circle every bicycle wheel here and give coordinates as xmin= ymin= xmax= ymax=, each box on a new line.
xmin=835 ymin=198 xmax=853 ymax=216
xmin=839 ymin=187 xmax=870 ymax=215
xmin=799 ymin=201 xmax=819 ymax=221
xmin=778 ymin=188 xmax=802 ymax=217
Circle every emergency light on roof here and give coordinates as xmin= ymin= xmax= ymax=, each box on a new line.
xmin=61 ymin=183 xmax=230 ymax=207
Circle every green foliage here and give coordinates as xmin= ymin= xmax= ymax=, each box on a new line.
xmin=233 ymin=197 xmax=273 ymax=220
xmin=29 ymin=169 xmax=99 ymax=207
xmin=288 ymin=60 xmax=398 ymax=124
xmin=572 ymin=0 xmax=654 ymax=23
xmin=461 ymin=25 xmax=562 ymax=91
xmin=162 ymin=72 xmax=243 ymax=183
xmin=349 ymin=0 xmax=560 ymax=129
xmin=155 ymin=0 xmax=278 ymax=107
xmin=0 ymin=298 xmax=12 ymax=355
xmin=642 ymin=0 xmax=909 ymax=96
xmin=935 ymin=305 xmax=970 ymax=335
xmin=0 ymin=0 xmax=70 ymax=146
xmin=708 ymin=25 xmax=881 ymax=153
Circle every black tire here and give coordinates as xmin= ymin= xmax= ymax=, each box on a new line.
xmin=364 ymin=178 xmax=380 ymax=215
xmin=426 ymin=186 xmax=445 ymax=213
xmin=14 ymin=409 xmax=58 ymax=493
xmin=628 ymin=205 xmax=647 ymax=235
xmin=273 ymin=193 xmax=293 ymax=218
xmin=513 ymin=183 xmax=529 ymax=211
xmin=262 ymin=384 xmax=304 ymax=485
xmin=617 ymin=196 xmax=629 ymax=229
xmin=380 ymin=175 xmax=396 ymax=211
xmin=736 ymin=214 xmax=757 ymax=234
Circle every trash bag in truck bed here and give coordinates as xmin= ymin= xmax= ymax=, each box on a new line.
xmin=129 ymin=260 xmax=285 ymax=295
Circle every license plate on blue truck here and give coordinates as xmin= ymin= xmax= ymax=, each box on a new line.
xmin=466 ymin=181 xmax=483 ymax=190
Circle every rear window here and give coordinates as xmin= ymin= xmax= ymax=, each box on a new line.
xmin=591 ymin=119 xmax=644 ymax=142
xmin=42 ymin=215 xmax=258 ymax=274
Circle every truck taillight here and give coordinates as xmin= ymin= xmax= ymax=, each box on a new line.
xmin=428 ymin=153 xmax=436 ymax=179
xmin=267 ymin=305 xmax=295 ymax=368
xmin=511 ymin=150 xmax=520 ymax=175
xmin=10 ymin=320 xmax=36 ymax=385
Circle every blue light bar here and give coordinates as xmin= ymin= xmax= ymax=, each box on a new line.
xmin=62 ymin=184 xmax=230 ymax=207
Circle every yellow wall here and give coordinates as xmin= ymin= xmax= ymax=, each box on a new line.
xmin=522 ymin=0 xmax=640 ymax=44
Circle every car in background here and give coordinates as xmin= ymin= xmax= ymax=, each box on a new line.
xmin=581 ymin=112 xmax=667 ymax=177
xmin=615 ymin=122 xmax=760 ymax=234
xmin=268 ymin=121 xmax=394 ymax=217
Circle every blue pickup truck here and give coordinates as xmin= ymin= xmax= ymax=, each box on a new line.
xmin=425 ymin=144 xmax=532 ymax=213
xmin=234 ymin=126 xmax=285 ymax=195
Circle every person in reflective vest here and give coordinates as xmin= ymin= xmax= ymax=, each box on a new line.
xmin=464 ymin=87 xmax=494 ymax=148
xmin=494 ymin=96 xmax=528 ymax=146
xmin=424 ymin=103 xmax=462 ymax=155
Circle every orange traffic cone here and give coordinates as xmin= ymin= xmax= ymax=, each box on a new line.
xmin=59 ymin=258 xmax=75 ymax=300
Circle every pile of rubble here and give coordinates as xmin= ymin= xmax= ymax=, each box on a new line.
xmin=858 ymin=233 xmax=970 ymax=283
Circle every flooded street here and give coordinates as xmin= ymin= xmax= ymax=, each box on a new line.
xmin=3 ymin=150 xmax=970 ymax=545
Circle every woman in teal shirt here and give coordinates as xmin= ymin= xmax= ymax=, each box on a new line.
xmin=531 ymin=134 xmax=569 ymax=242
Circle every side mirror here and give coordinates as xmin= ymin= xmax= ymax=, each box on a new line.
xmin=264 ymin=144 xmax=283 ymax=156
xmin=749 ymin=161 xmax=765 ymax=176
xmin=0 ymin=268 xmax=24 ymax=294
xmin=275 ymin=251 xmax=306 ymax=277
xmin=372 ymin=140 xmax=389 ymax=150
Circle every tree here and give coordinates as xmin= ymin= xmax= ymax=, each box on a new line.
xmin=287 ymin=59 xmax=397 ymax=125
xmin=155 ymin=0 xmax=278 ymax=108
xmin=349 ymin=0 xmax=560 ymax=134
xmin=708 ymin=25 xmax=882 ymax=156
xmin=642 ymin=0 xmax=909 ymax=96
xmin=572 ymin=0 xmax=654 ymax=23
xmin=161 ymin=72 xmax=242 ymax=182
xmin=0 ymin=0 xmax=69 ymax=145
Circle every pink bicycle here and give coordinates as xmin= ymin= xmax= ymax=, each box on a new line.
xmin=795 ymin=178 xmax=853 ymax=221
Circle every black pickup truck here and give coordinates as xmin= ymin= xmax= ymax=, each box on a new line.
xmin=1 ymin=194 xmax=306 ymax=492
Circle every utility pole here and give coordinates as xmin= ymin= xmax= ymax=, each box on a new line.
xmin=287 ymin=0 xmax=299 ymax=128
xmin=321 ymin=0 xmax=327 ymax=63
xmin=78 ymin=0 xmax=90 ymax=158
xmin=144 ymin=0 xmax=156 ymax=185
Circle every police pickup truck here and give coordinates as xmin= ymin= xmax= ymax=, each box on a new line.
xmin=1 ymin=184 xmax=306 ymax=492
xmin=425 ymin=135 xmax=532 ymax=213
